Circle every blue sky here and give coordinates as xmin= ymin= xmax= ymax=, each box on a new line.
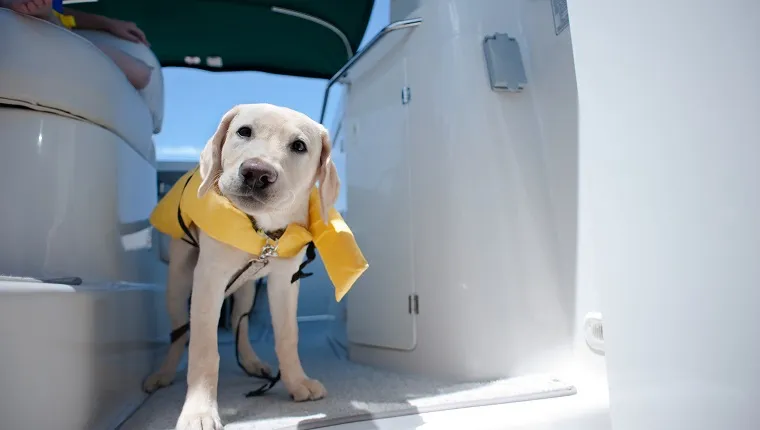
xmin=155 ymin=0 xmax=389 ymax=161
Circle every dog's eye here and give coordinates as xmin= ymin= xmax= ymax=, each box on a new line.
xmin=290 ymin=140 xmax=307 ymax=153
xmin=236 ymin=126 xmax=253 ymax=138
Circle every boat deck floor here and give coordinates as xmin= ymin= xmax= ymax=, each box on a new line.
xmin=121 ymin=322 xmax=575 ymax=430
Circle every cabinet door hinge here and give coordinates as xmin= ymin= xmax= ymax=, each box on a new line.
xmin=401 ymin=86 xmax=411 ymax=105
xmin=408 ymin=294 xmax=419 ymax=314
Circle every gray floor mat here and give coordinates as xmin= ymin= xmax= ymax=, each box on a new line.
xmin=121 ymin=323 xmax=575 ymax=430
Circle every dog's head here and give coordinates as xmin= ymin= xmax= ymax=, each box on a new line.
xmin=197 ymin=104 xmax=339 ymax=221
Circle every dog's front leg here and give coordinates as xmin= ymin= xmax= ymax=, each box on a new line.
xmin=175 ymin=259 xmax=227 ymax=430
xmin=268 ymin=267 xmax=327 ymax=402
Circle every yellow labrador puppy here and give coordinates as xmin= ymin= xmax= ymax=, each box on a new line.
xmin=145 ymin=104 xmax=339 ymax=430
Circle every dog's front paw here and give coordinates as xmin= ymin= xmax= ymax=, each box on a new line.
xmin=142 ymin=370 xmax=175 ymax=393
xmin=239 ymin=357 xmax=273 ymax=379
xmin=284 ymin=377 xmax=327 ymax=402
xmin=176 ymin=407 xmax=222 ymax=430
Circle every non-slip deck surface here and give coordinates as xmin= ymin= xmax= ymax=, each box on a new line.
xmin=121 ymin=323 xmax=575 ymax=430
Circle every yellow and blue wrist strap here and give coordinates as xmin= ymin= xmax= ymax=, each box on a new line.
xmin=52 ymin=0 xmax=75 ymax=29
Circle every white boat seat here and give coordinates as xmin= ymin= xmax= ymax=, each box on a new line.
xmin=0 ymin=9 xmax=162 ymax=161
xmin=75 ymin=29 xmax=164 ymax=134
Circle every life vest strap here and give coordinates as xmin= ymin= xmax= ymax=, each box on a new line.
xmin=290 ymin=242 xmax=316 ymax=283
xmin=177 ymin=168 xmax=200 ymax=248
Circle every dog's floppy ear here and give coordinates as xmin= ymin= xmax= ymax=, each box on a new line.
xmin=198 ymin=106 xmax=240 ymax=197
xmin=317 ymin=127 xmax=340 ymax=222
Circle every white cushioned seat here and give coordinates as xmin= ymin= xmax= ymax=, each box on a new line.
xmin=0 ymin=9 xmax=162 ymax=160
xmin=75 ymin=28 xmax=165 ymax=134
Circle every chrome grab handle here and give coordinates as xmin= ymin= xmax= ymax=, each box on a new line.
xmin=319 ymin=18 xmax=423 ymax=124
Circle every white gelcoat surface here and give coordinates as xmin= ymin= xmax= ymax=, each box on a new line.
xmin=568 ymin=1 xmax=760 ymax=429
xmin=344 ymin=0 xmax=602 ymax=388
xmin=0 ymin=107 xmax=160 ymax=284
xmin=0 ymin=9 xmax=156 ymax=160
xmin=0 ymin=281 xmax=165 ymax=430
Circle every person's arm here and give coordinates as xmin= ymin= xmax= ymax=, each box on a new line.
xmin=63 ymin=7 xmax=150 ymax=46
xmin=62 ymin=7 xmax=111 ymax=31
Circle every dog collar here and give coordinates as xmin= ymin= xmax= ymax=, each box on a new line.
xmin=247 ymin=215 xmax=286 ymax=242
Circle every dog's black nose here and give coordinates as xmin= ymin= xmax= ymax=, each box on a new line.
xmin=239 ymin=158 xmax=278 ymax=189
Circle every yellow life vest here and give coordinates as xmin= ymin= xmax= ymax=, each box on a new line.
xmin=149 ymin=168 xmax=367 ymax=302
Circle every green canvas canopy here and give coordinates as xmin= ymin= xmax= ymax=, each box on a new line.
xmin=72 ymin=0 xmax=375 ymax=79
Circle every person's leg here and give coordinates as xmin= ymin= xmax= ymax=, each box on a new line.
xmin=3 ymin=0 xmax=152 ymax=91
xmin=1 ymin=0 xmax=53 ymax=18
xmin=93 ymin=42 xmax=153 ymax=90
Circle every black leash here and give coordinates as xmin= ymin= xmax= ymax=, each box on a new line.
xmin=233 ymin=280 xmax=281 ymax=398
xmin=168 ymin=259 xmax=262 ymax=345
xmin=236 ymin=241 xmax=316 ymax=397
xmin=165 ymin=168 xmax=317 ymax=397
xmin=168 ymin=258 xmax=280 ymax=396
xmin=245 ymin=371 xmax=281 ymax=397
xmin=235 ymin=298 xmax=282 ymax=397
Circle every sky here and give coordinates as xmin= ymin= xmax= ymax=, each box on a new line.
xmin=154 ymin=0 xmax=390 ymax=162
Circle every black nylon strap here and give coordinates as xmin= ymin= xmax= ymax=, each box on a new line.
xmin=235 ymin=303 xmax=281 ymax=397
xmin=291 ymin=242 xmax=317 ymax=283
xmin=162 ymin=168 xmax=317 ymax=397
xmin=177 ymin=169 xmax=200 ymax=248
xmin=169 ymin=323 xmax=190 ymax=344
xmin=234 ymin=311 xmax=254 ymax=375
xmin=245 ymin=242 xmax=316 ymax=395
xmin=169 ymin=259 xmax=263 ymax=345
xmin=244 ymin=371 xmax=281 ymax=397
xmin=225 ymin=260 xmax=256 ymax=293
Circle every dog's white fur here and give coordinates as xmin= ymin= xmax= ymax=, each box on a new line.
xmin=143 ymin=104 xmax=339 ymax=430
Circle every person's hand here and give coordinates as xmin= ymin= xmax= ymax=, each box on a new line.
xmin=105 ymin=18 xmax=150 ymax=46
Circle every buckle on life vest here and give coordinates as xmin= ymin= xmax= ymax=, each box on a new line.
xmin=259 ymin=243 xmax=278 ymax=260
